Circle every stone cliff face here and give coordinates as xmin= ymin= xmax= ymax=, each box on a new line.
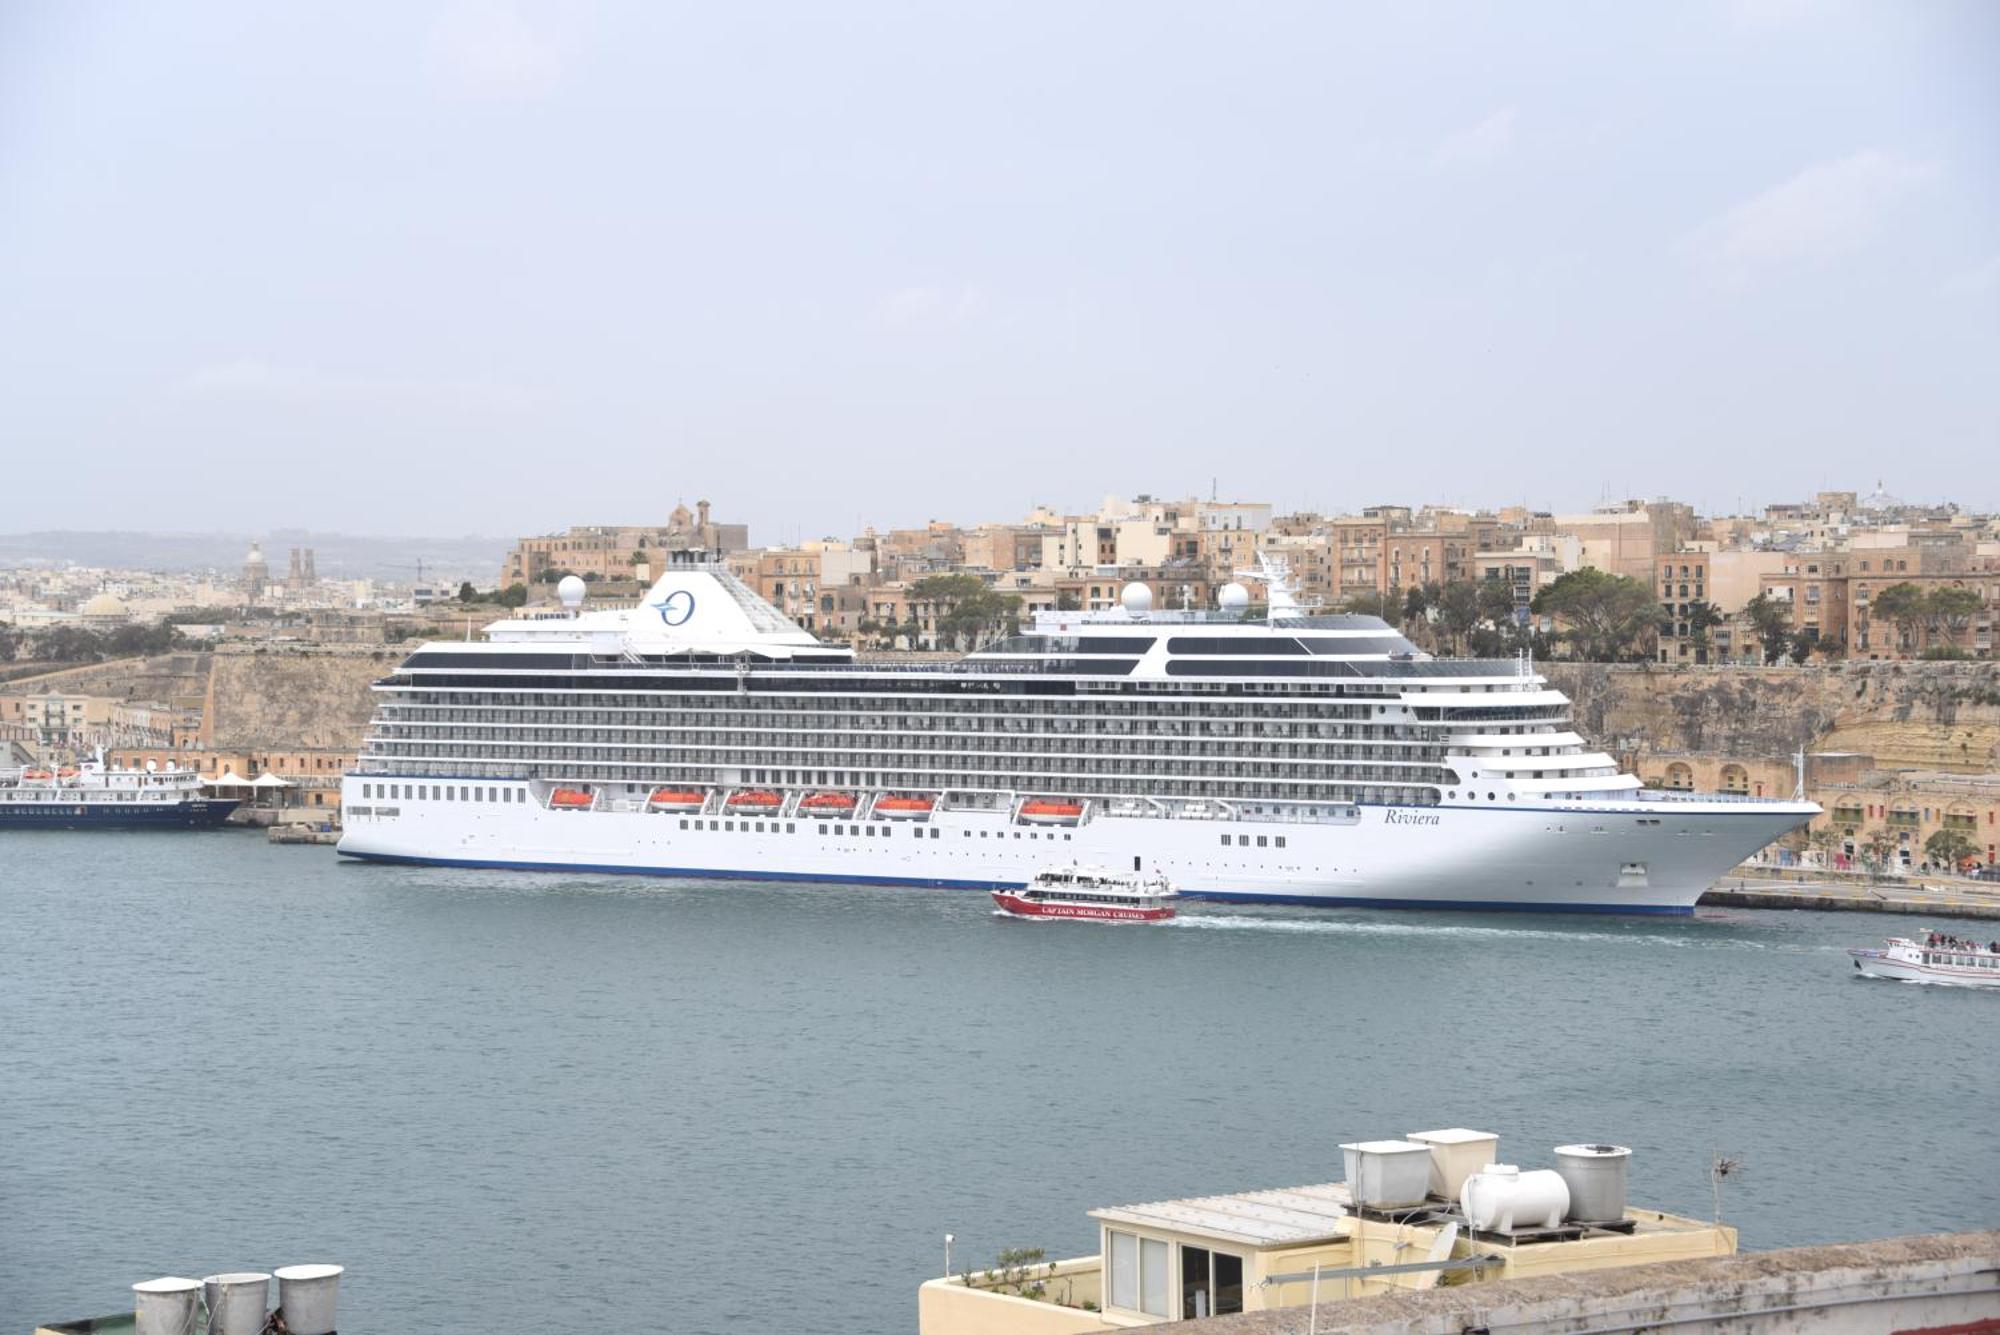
xmin=1542 ymin=661 xmax=2000 ymax=772
xmin=205 ymin=648 xmax=389 ymax=751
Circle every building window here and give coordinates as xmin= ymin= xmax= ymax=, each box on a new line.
xmin=1180 ymin=1245 xmax=1244 ymax=1319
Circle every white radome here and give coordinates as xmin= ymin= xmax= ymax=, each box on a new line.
xmin=1218 ymin=582 xmax=1250 ymax=612
xmin=557 ymin=575 xmax=588 ymax=609
xmin=1119 ymin=582 xmax=1153 ymax=615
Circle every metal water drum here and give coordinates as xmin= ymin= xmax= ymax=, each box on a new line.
xmin=201 ymin=1272 xmax=271 ymax=1335
xmin=1554 ymin=1143 xmax=1632 ymax=1223
xmin=133 ymin=1277 xmax=201 ymax=1335
xmin=273 ymin=1264 xmax=343 ymax=1335
xmin=1339 ymin=1139 xmax=1434 ymax=1209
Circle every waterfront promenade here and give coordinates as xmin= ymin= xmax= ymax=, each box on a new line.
xmin=1706 ymin=869 xmax=2000 ymax=921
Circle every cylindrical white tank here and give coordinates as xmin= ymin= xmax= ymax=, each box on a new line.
xmin=202 ymin=1273 xmax=271 ymax=1335
xmin=133 ymin=1277 xmax=200 ymax=1335
xmin=1554 ymin=1143 xmax=1632 ymax=1223
xmin=274 ymin=1264 xmax=343 ymax=1335
xmin=1459 ymin=1164 xmax=1571 ymax=1232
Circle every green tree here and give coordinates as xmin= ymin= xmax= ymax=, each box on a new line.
xmin=1475 ymin=576 xmax=1519 ymax=630
xmin=1924 ymin=828 xmax=1976 ymax=872
xmin=1054 ymin=591 xmax=1080 ymax=611
xmin=1435 ymin=580 xmax=1482 ymax=655
xmin=1861 ymin=828 xmax=1901 ymax=872
xmin=909 ymin=574 xmax=1021 ymax=649
xmin=1342 ymin=590 xmax=1397 ymax=620
xmin=494 ymin=583 xmax=529 ymax=609
xmin=1743 ymin=592 xmax=1793 ymax=665
xmin=1682 ymin=600 xmax=1723 ymax=661
xmin=457 ymin=581 xmax=478 ymax=604
xmin=1869 ymin=582 xmax=1926 ymax=652
xmin=1926 ymin=586 xmax=1984 ymax=652
xmin=1529 ymin=568 xmax=1659 ymax=661
xmin=1787 ymin=629 xmax=1819 ymax=664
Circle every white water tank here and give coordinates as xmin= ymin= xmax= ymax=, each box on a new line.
xmin=1460 ymin=1164 xmax=1570 ymax=1232
xmin=1406 ymin=1127 xmax=1499 ymax=1200
xmin=133 ymin=1277 xmax=200 ymax=1335
xmin=1340 ymin=1139 xmax=1434 ymax=1209
xmin=1554 ymin=1143 xmax=1632 ymax=1223
xmin=202 ymin=1273 xmax=270 ymax=1335
xmin=274 ymin=1264 xmax=343 ymax=1335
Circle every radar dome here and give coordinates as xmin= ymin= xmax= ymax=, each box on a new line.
xmin=556 ymin=575 xmax=588 ymax=610
xmin=1218 ymin=582 xmax=1250 ymax=612
xmin=1119 ymin=582 xmax=1153 ymax=615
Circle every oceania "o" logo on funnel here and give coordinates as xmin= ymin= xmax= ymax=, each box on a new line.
xmin=652 ymin=590 xmax=696 ymax=626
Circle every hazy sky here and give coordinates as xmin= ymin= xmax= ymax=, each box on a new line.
xmin=2 ymin=2 xmax=1995 ymax=542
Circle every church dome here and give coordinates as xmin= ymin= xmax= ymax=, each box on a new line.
xmin=244 ymin=542 xmax=268 ymax=565
xmin=83 ymin=593 xmax=128 ymax=617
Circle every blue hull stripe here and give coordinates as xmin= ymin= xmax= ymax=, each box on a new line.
xmin=336 ymin=849 xmax=1693 ymax=915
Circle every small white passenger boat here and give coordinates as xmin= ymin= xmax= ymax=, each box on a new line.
xmin=1848 ymin=934 xmax=2000 ymax=988
xmin=992 ymin=865 xmax=1177 ymax=922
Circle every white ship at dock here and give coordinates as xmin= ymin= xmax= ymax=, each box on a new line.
xmin=337 ymin=553 xmax=1817 ymax=914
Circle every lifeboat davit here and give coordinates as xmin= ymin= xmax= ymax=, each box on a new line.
xmin=1019 ymin=799 xmax=1085 ymax=825
xmin=726 ymin=790 xmax=783 ymax=811
xmin=548 ymin=787 xmax=595 ymax=809
xmin=800 ymin=792 xmax=857 ymax=813
xmin=647 ymin=788 xmax=706 ymax=812
xmin=875 ymin=795 xmax=935 ymax=820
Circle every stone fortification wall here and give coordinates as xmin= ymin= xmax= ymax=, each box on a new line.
xmin=204 ymin=646 xmax=388 ymax=751
xmin=0 ymin=652 xmax=212 ymax=702
xmin=1543 ymin=661 xmax=2000 ymax=772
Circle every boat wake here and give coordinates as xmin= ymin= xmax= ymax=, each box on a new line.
xmin=1167 ymin=911 xmax=1824 ymax=951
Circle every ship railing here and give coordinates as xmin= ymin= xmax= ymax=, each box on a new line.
xmin=1629 ymin=788 xmax=1803 ymax=805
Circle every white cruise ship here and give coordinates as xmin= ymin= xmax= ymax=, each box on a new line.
xmin=338 ymin=554 xmax=1817 ymax=914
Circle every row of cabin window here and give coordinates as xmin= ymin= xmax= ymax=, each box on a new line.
xmin=674 ymin=817 xmax=1072 ymax=842
xmin=1925 ymin=953 xmax=1998 ymax=969
xmin=1220 ymin=834 xmax=1287 ymax=848
xmin=361 ymin=782 xmax=523 ymax=804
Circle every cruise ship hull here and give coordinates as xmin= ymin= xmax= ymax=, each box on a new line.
xmin=337 ymin=784 xmax=1808 ymax=914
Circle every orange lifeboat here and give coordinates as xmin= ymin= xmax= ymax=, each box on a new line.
xmin=23 ymin=769 xmax=53 ymax=781
xmin=549 ymin=787 xmax=595 ymax=810
xmin=726 ymin=790 xmax=783 ymax=811
xmin=647 ymin=788 xmax=706 ymax=812
xmin=800 ymin=792 xmax=857 ymax=813
xmin=56 ymin=767 xmax=80 ymax=779
xmin=1019 ymin=798 xmax=1085 ymax=825
xmin=876 ymin=795 xmax=935 ymax=820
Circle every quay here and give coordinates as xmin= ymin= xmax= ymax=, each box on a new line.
xmin=266 ymin=822 xmax=340 ymax=845
xmin=1702 ymin=875 xmax=2000 ymax=922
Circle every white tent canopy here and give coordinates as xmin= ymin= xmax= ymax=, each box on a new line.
xmin=207 ymin=771 xmax=253 ymax=788
xmin=249 ymin=773 xmax=294 ymax=788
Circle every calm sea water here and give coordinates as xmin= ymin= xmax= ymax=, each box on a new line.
xmin=2 ymin=832 xmax=1996 ymax=1333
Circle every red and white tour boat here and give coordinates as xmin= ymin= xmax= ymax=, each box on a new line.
xmin=1849 ymin=933 xmax=2000 ymax=988
xmin=992 ymin=864 xmax=1178 ymax=922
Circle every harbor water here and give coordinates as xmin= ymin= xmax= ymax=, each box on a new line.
xmin=2 ymin=832 xmax=1995 ymax=1333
